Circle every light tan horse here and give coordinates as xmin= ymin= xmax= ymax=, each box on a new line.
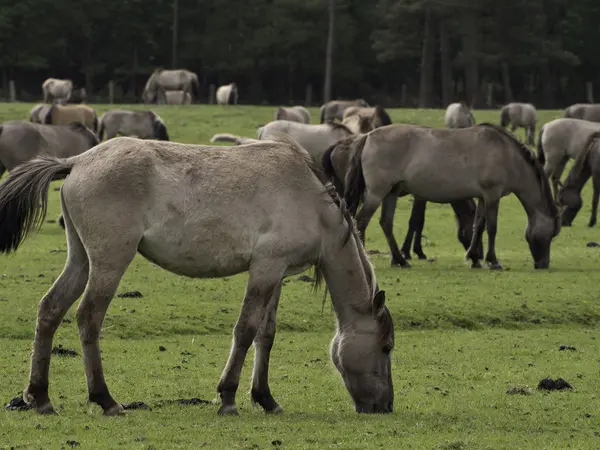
xmin=500 ymin=102 xmax=537 ymax=145
xmin=142 ymin=69 xmax=199 ymax=104
xmin=44 ymin=104 xmax=99 ymax=134
xmin=320 ymin=99 xmax=369 ymax=123
xmin=216 ymin=83 xmax=238 ymax=105
xmin=274 ymin=106 xmax=311 ymax=123
xmin=564 ymin=104 xmax=600 ymax=123
xmin=445 ymin=102 xmax=476 ymax=128
xmin=0 ymin=136 xmax=394 ymax=416
xmin=343 ymin=123 xmax=560 ymax=270
xmin=342 ymin=105 xmax=393 ymax=128
xmin=42 ymin=78 xmax=73 ymax=104
xmin=158 ymin=90 xmax=192 ymax=105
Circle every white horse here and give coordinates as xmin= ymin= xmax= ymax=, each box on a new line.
xmin=42 ymin=78 xmax=73 ymax=104
xmin=216 ymin=83 xmax=238 ymax=105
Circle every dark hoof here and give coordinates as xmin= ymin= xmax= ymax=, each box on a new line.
xmin=103 ymin=403 xmax=125 ymax=416
xmin=488 ymin=262 xmax=504 ymax=271
xmin=471 ymin=261 xmax=482 ymax=269
xmin=416 ymin=253 xmax=427 ymax=260
xmin=217 ymin=404 xmax=239 ymax=416
xmin=588 ymin=221 xmax=596 ymax=228
xmin=401 ymin=251 xmax=411 ymax=261
xmin=392 ymin=259 xmax=411 ymax=269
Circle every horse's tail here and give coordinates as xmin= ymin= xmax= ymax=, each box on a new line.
xmin=569 ymin=132 xmax=600 ymax=183
xmin=191 ymin=74 xmax=200 ymax=102
xmin=0 ymin=156 xmax=73 ymax=254
xmin=97 ymin=115 xmax=105 ymax=141
xmin=43 ymin=105 xmax=55 ymax=125
xmin=92 ymin=115 xmax=99 ymax=134
xmin=343 ymin=134 xmax=369 ymax=215
xmin=500 ymin=106 xmax=510 ymax=128
xmin=537 ymin=126 xmax=546 ymax=165
xmin=320 ymin=105 xmax=326 ymax=124
xmin=375 ymin=105 xmax=392 ymax=126
xmin=321 ymin=143 xmax=343 ymax=190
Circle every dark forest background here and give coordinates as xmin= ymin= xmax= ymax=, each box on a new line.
xmin=0 ymin=0 xmax=598 ymax=107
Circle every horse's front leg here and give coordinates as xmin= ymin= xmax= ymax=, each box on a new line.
xmin=483 ymin=198 xmax=502 ymax=270
xmin=589 ymin=176 xmax=600 ymax=227
xmin=465 ymin=198 xmax=486 ymax=268
xmin=250 ymin=282 xmax=283 ymax=413
xmin=379 ymin=192 xmax=411 ymax=267
xmin=217 ymin=271 xmax=281 ymax=416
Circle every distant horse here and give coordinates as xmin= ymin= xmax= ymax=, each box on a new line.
xmin=98 ymin=110 xmax=169 ymax=141
xmin=257 ymin=114 xmax=375 ymax=168
xmin=557 ymin=132 xmax=600 ymax=227
xmin=0 ymin=121 xmax=98 ymax=178
xmin=142 ymin=69 xmax=199 ymax=104
xmin=29 ymin=104 xmax=52 ymax=123
xmin=216 ymin=83 xmax=238 ymax=105
xmin=445 ymin=103 xmax=476 ymax=128
xmin=537 ymin=118 xmax=600 ymax=198
xmin=564 ymin=104 xmax=600 ymax=123
xmin=158 ymin=90 xmax=192 ymax=105
xmin=320 ymin=99 xmax=369 ymax=123
xmin=69 ymin=88 xmax=87 ymax=104
xmin=210 ymin=133 xmax=260 ymax=145
xmin=322 ymin=133 xmax=479 ymax=265
xmin=44 ymin=104 xmax=98 ymax=133
xmin=342 ymin=105 xmax=393 ymax=128
xmin=0 ymin=135 xmax=395 ymax=416
xmin=343 ymin=123 xmax=560 ymax=270
xmin=42 ymin=78 xmax=73 ymax=104
xmin=500 ymin=102 xmax=537 ymax=145
xmin=274 ymin=106 xmax=311 ymax=123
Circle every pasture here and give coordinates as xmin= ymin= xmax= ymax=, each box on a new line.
xmin=1 ymin=104 xmax=599 ymax=449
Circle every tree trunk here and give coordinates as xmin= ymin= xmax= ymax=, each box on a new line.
xmin=461 ymin=9 xmax=479 ymax=107
xmin=418 ymin=9 xmax=436 ymax=108
xmin=501 ymin=61 xmax=513 ymax=104
xmin=171 ymin=0 xmax=179 ymax=68
xmin=439 ymin=17 xmax=452 ymax=106
xmin=323 ymin=0 xmax=335 ymax=103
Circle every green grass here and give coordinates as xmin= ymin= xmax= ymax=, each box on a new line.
xmin=1 ymin=104 xmax=599 ymax=449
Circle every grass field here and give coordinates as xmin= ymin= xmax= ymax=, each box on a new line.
xmin=1 ymin=104 xmax=599 ymax=450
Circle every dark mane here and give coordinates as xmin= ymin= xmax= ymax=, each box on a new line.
xmin=477 ymin=122 xmax=559 ymax=232
xmin=327 ymin=122 xmax=352 ymax=134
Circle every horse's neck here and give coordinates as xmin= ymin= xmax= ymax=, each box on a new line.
xmin=319 ymin=229 xmax=373 ymax=326
xmin=512 ymin=168 xmax=554 ymax=222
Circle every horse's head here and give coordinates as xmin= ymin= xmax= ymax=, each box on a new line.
xmin=330 ymin=290 xmax=394 ymax=414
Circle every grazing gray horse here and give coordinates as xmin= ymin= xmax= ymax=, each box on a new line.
xmin=216 ymin=83 xmax=238 ymax=105
xmin=257 ymin=115 xmax=374 ymax=168
xmin=500 ymin=102 xmax=537 ymax=145
xmin=445 ymin=103 xmax=476 ymax=128
xmin=537 ymin=118 xmax=600 ymax=198
xmin=343 ymin=123 xmax=560 ymax=270
xmin=342 ymin=105 xmax=393 ymax=128
xmin=564 ymin=104 xmax=600 ymax=123
xmin=0 ymin=136 xmax=394 ymax=416
xmin=322 ymin=134 xmax=480 ymax=266
xmin=142 ymin=69 xmax=199 ymax=104
xmin=0 ymin=120 xmax=98 ymax=177
xmin=29 ymin=104 xmax=52 ymax=124
xmin=42 ymin=78 xmax=73 ymax=104
xmin=158 ymin=90 xmax=192 ymax=105
xmin=98 ymin=110 xmax=169 ymax=141
xmin=274 ymin=106 xmax=311 ymax=123
xmin=320 ymin=99 xmax=369 ymax=123
xmin=557 ymin=132 xmax=600 ymax=227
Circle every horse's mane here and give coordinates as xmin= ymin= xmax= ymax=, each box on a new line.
xmin=477 ymin=123 xmax=559 ymax=232
xmin=563 ymin=132 xmax=600 ymax=189
xmin=327 ymin=122 xmax=353 ymax=134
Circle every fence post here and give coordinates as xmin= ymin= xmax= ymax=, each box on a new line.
xmin=8 ymin=80 xmax=16 ymax=102
xmin=586 ymin=82 xmax=594 ymax=103
xmin=305 ymin=84 xmax=312 ymax=106
xmin=400 ymin=84 xmax=407 ymax=106
xmin=108 ymin=81 xmax=114 ymax=104
xmin=208 ymin=84 xmax=216 ymax=104
xmin=486 ymin=82 xmax=493 ymax=107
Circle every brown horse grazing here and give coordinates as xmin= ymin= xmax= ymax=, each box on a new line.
xmin=322 ymin=134 xmax=480 ymax=266
xmin=343 ymin=123 xmax=560 ymax=270
xmin=44 ymin=104 xmax=98 ymax=134
xmin=557 ymin=132 xmax=600 ymax=227
xmin=0 ymin=136 xmax=394 ymax=416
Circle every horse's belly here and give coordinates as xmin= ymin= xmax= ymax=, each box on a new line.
xmin=403 ymin=177 xmax=480 ymax=203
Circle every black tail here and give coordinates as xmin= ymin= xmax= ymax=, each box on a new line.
xmin=0 ymin=156 xmax=73 ymax=253
xmin=97 ymin=118 xmax=105 ymax=141
xmin=500 ymin=107 xmax=510 ymax=128
xmin=537 ymin=126 xmax=545 ymax=165
xmin=320 ymin=106 xmax=326 ymax=124
xmin=321 ymin=144 xmax=344 ymax=194
xmin=43 ymin=105 xmax=55 ymax=125
xmin=92 ymin=116 xmax=99 ymax=134
xmin=343 ymin=134 xmax=369 ymax=215
xmin=375 ymin=105 xmax=392 ymax=126
xmin=191 ymin=76 xmax=200 ymax=102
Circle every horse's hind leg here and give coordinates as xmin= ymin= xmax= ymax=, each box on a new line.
xmin=379 ymin=192 xmax=410 ymax=268
xmin=24 ymin=201 xmax=89 ymax=414
xmin=250 ymin=281 xmax=283 ymax=413
xmin=400 ymin=198 xmax=427 ymax=261
xmin=589 ymin=176 xmax=600 ymax=227
xmin=217 ymin=261 xmax=284 ymax=415
xmin=465 ymin=198 xmax=487 ymax=268
xmin=483 ymin=197 xmax=502 ymax=270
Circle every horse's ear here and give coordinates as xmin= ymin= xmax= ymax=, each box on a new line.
xmin=373 ymin=290 xmax=386 ymax=315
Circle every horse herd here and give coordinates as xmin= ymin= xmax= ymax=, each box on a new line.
xmin=0 ymin=93 xmax=599 ymax=418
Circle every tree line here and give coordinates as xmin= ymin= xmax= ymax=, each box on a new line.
xmin=0 ymin=0 xmax=597 ymax=107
